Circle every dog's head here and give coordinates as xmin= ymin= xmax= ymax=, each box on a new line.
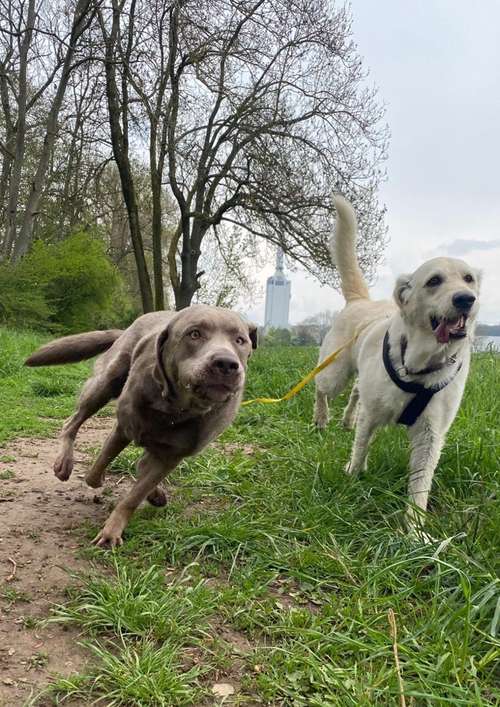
xmin=394 ymin=257 xmax=481 ymax=346
xmin=155 ymin=305 xmax=257 ymax=405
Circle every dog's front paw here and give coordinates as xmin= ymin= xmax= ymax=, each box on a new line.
xmin=345 ymin=460 xmax=360 ymax=476
xmin=342 ymin=413 xmax=356 ymax=430
xmin=85 ymin=468 xmax=105 ymax=488
xmin=406 ymin=523 xmax=436 ymax=545
xmin=147 ymin=487 xmax=168 ymax=507
xmin=93 ymin=526 xmax=124 ymax=549
xmin=54 ymin=453 xmax=73 ymax=481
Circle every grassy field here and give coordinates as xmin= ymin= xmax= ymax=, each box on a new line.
xmin=1 ymin=327 xmax=499 ymax=705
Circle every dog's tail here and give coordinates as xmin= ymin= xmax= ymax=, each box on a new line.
xmin=329 ymin=195 xmax=370 ymax=303
xmin=25 ymin=329 xmax=123 ymax=367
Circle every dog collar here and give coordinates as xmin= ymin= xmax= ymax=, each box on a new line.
xmin=382 ymin=331 xmax=462 ymax=426
xmin=399 ymin=336 xmax=457 ymax=375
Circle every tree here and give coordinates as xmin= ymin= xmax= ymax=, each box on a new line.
xmin=300 ymin=309 xmax=337 ymax=343
xmin=96 ymin=0 xmax=154 ymax=312
xmin=95 ymin=0 xmax=387 ymax=311
xmin=263 ymin=327 xmax=291 ymax=347
xmin=0 ymin=0 xmax=97 ymax=259
xmin=0 ymin=0 xmax=388 ymax=317
xmin=193 ymin=224 xmax=259 ymax=308
xmin=158 ymin=0 xmax=388 ymax=308
xmin=292 ymin=325 xmax=319 ymax=346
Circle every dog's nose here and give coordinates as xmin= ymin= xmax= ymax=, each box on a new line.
xmin=211 ymin=356 xmax=240 ymax=376
xmin=452 ymin=291 xmax=476 ymax=311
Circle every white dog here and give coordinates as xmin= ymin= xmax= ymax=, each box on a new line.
xmin=314 ymin=196 xmax=480 ymax=534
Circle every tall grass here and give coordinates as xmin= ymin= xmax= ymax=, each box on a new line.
xmin=1 ymin=329 xmax=498 ymax=704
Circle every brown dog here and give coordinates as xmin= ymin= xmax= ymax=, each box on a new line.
xmin=26 ymin=306 xmax=257 ymax=547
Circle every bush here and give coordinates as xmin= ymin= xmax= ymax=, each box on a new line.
xmin=262 ymin=327 xmax=292 ymax=347
xmin=0 ymin=259 xmax=53 ymax=330
xmin=0 ymin=230 xmax=133 ymax=333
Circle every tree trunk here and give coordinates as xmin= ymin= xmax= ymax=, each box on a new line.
xmin=99 ymin=0 xmax=153 ymax=312
xmin=3 ymin=0 xmax=35 ymax=258
xmin=172 ymin=218 xmax=207 ymax=310
xmin=12 ymin=0 xmax=94 ymax=260
xmin=150 ymin=138 xmax=164 ymax=309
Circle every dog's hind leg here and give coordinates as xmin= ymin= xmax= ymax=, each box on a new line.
xmin=345 ymin=408 xmax=376 ymax=476
xmin=54 ymin=357 xmax=129 ymax=481
xmin=313 ymin=354 xmax=352 ymax=429
xmin=85 ymin=423 xmax=130 ymax=488
xmin=342 ymin=383 xmax=359 ymax=430
xmin=313 ymin=388 xmax=330 ymax=429
xmin=405 ymin=423 xmax=444 ymax=537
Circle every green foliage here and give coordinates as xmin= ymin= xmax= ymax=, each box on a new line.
xmin=262 ymin=326 xmax=292 ymax=346
xmin=292 ymin=325 xmax=318 ymax=346
xmin=0 ymin=258 xmax=52 ymax=329
xmin=0 ymin=229 xmax=133 ymax=332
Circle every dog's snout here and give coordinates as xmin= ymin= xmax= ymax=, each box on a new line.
xmin=211 ymin=356 xmax=240 ymax=376
xmin=452 ymin=291 xmax=476 ymax=312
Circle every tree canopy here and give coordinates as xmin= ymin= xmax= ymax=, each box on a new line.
xmin=0 ymin=0 xmax=388 ymax=313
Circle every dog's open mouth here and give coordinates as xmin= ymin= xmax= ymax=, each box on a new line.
xmin=430 ymin=315 xmax=467 ymax=344
xmin=195 ymin=381 xmax=239 ymax=403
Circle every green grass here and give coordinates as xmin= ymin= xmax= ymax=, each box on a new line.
xmin=0 ymin=327 xmax=98 ymax=444
xmin=1 ymin=327 xmax=499 ymax=705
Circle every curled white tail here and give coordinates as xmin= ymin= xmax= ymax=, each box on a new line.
xmin=329 ymin=195 xmax=370 ymax=302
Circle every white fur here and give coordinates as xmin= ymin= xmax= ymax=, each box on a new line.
xmin=314 ymin=196 xmax=481 ymax=536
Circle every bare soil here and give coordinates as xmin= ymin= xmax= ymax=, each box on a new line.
xmin=0 ymin=418 xmax=122 ymax=707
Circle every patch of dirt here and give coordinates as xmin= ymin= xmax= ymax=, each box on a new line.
xmin=191 ymin=623 xmax=262 ymax=707
xmin=0 ymin=418 xmax=125 ymax=706
xmin=211 ymin=442 xmax=263 ymax=457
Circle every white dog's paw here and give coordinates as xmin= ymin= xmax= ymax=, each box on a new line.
xmin=410 ymin=528 xmax=436 ymax=545
xmin=345 ymin=460 xmax=358 ymax=476
xmin=342 ymin=414 xmax=356 ymax=430
xmin=406 ymin=521 xmax=437 ymax=545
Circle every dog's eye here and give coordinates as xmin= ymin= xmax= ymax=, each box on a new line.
xmin=236 ymin=336 xmax=247 ymax=346
xmin=188 ymin=329 xmax=201 ymax=340
xmin=425 ymin=275 xmax=443 ymax=287
xmin=463 ymin=274 xmax=474 ymax=283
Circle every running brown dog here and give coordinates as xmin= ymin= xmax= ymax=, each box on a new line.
xmin=26 ymin=306 xmax=257 ymax=547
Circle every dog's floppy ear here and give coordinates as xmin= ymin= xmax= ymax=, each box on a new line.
xmin=248 ymin=322 xmax=258 ymax=350
xmin=154 ymin=323 xmax=174 ymax=399
xmin=393 ymin=274 xmax=412 ymax=308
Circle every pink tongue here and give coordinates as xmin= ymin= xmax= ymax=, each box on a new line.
xmin=435 ymin=320 xmax=450 ymax=344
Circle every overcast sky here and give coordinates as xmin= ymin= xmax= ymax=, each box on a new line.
xmin=242 ymin=0 xmax=500 ymax=325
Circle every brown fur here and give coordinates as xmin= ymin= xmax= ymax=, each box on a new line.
xmin=26 ymin=306 xmax=257 ymax=547
xmin=25 ymin=330 xmax=124 ymax=366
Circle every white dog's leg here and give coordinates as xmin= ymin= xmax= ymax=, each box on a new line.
xmin=313 ymin=388 xmax=330 ymax=429
xmin=345 ymin=409 xmax=375 ymax=475
xmin=342 ymin=383 xmax=359 ymax=430
xmin=314 ymin=353 xmax=352 ymax=429
xmin=406 ymin=422 xmax=445 ymax=533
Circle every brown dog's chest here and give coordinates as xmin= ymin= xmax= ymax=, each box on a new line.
xmin=117 ymin=394 xmax=236 ymax=457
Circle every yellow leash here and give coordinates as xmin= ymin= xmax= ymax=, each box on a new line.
xmin=242 ymin=333 xmax=358 ymax=407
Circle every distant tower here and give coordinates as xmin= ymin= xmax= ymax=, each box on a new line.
xmin=264 ymin=247 xmax=291 ymax=330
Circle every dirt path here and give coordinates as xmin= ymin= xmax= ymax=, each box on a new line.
xmin=0 ymin=418 xmax=124 ymax=706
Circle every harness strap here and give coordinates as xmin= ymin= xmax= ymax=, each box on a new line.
xmin=382 ymin=331 xmax=462 ymax=426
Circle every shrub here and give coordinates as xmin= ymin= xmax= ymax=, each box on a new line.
xmin=0 ymin=230 xmax=133 ymax=332
xmin=262 ymin=327 xmax=292 ymax=347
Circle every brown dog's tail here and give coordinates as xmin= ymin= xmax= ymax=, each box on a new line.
xmin=25 ymin=329 xmax=123 ymax=367
xmin=329 ymin=195 xmax=370 ymax=303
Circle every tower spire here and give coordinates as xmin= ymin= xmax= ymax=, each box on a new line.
xmin=276 ymin=247 xmax=284 ymax=273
